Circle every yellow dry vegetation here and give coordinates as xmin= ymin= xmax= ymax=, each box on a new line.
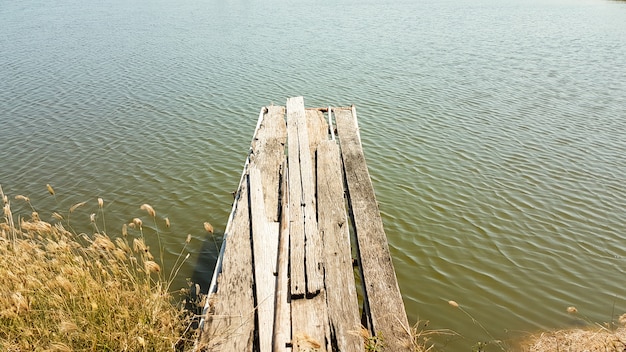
xmin=0 ymin=186 xmax=197 ymax=351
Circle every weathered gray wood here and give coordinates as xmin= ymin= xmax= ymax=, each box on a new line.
xmin=200 ymin=173 xmax=255 ymax=352
xmin=250 ymin=165 xmax=279 ymax=352
xmin=286 ymin=97 xmax=306 ymax=297
xmin=273 ymin=161 xmax=292 ymax=352
xmin=305 ymin=109 xmax=329 ymax=162
xmin=298 ymin=108 xmax=323 ymax=294
xmin=251 ymin=105 xmax=287 ymax=222
xmin=328 ymin=107 xmax=336 ymax=141
xmin=201 ymin=99 xmax=411 ymax=352
xmin=335 ymin=107 xmax=412 ymax=351
xmin=317 ymin=140 xmax=363 ymax=352
xmin=291 ymin=293 xmax=331 ymax=352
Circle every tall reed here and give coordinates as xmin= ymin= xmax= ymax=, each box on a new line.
xmin=0 ymin=185 xmax=198 ymax=351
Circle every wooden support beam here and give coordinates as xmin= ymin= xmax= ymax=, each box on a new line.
xmin=335 ymin=107 xmax=412 ymax=351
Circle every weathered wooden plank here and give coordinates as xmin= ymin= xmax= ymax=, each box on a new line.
xmin=251 ymin=106 xmax=287 ymax=221
xmin=335 ymin=107 xmax=412 ymax=351
xmin=287 ymin=97 xmax=306 ymax=297
xmin=305 ymin=109 xmax=330 ymax=297
xmin=250 ymin=165 xmax=279 ymax=352
xmin=317 ymin=140 xmax=363 ymax=351
xmin=273 ymin=161 xmax=292 ymax=352
xmin=199 ymin=173 xmax=255 ymax=352
xmin=291 ymin=294 xmax=331 ymax=352
xmin=305 ymin=109 xmax=329 ymax=163
xmin=297 ymin=108 xmax=323 ymax=294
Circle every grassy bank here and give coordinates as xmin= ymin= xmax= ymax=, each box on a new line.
xmin=0 ymin=185 xmax=197 ymax=351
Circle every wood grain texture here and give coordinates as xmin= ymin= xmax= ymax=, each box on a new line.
xmin=251 ymin=105 xmax=287 ymax=221
xmin=291 ymin=293 xmax=330 ymax=352
xmin=200 ymin=173 xmax=255 ymax=352
xmin=273 ymin=161 xmax=292 ymax=352
xmin=296 ymin=108 xmax=322 ymax=294
xmin=286 ymin=97 xmax=306 ymax=297
xmin=250 ymin=165 xmax=279 ymax=352
xmin=317 ymin=140 xmax=363 ymax=351
xmin=335 ymin=107 xmax=412 ymax=351
xmin=200 ymin=100 xmax=410 ymax=352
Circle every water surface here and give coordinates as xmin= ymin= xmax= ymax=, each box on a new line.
xmin=2 ymin=0 xmax=626 ymax=349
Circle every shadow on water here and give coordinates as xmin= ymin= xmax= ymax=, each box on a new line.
xmin=190 ymin=233 xmax=224 ymax=295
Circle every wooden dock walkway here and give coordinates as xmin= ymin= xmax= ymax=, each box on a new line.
xmin=196 ymin=97 xmax=411 ymax=352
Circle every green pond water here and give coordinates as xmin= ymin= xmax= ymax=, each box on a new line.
xmin=2 ymin=0 xmax=626 ymax=349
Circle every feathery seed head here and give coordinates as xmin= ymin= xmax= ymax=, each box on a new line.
xmin=46 ymin=184 xmax=55 ymax=196
xmin=115 ymin=238 xmax=131 ymax=253
xmin=204 ymin=222 xmax=214 ymax=234
xmin=448 ymin=300 xmax=459 ymax=308
xmin=52 ymin=212 xmax=64 ymax=221
xmin=567 ymin=306 xmax=578 ymax=314
xmin=133 ymin=238 xmax=147 ymax=253
xmin=122 ymin=223 xmax=128 ymax=237
xmin=93 ymin=234 xmax=115 ymax=251
xmin=140 ymin=204 xmax=156 ymax=217
xmin=145 ymin=260 xmax=161 ymax=273
xmin=97 ymin=197 xmax=103 ymax=208
xmin=186 ymin=234 xmax=192 ymax=244
xmin=165 ymin=217 xmax=170 ymax=228
xmin=15 ymin=195 xmax=30 ymax=202
xmin=90 ymin=213 xmax=96 ymax=223
xmin=132 ymin=218 xmax=142 ymax=228
xmin=59 ymin=321 xmax=79 ymax=334
xmin=69 ymin=202 xmax=86 ymax=213
xmin=31 ymin=212 xmax=40 ymax=222
xmin=113 ymin=248 xmax=127 ymax=262
xmin=12 ymin=292 xmax=28 ymax=312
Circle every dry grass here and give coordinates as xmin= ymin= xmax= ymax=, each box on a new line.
xmin=520 ymin=307 xmax=626 ymax=351
xmin=0 ymin=185 xmax=197 ymax=351
xmin=357 ymin=320 xmax=456 ymax=352
xmin=522 ymin=327 xmax=626 ymax=351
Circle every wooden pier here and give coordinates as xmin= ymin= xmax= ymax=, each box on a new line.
xmin=197 ymin=97 xmax=411 ymax=352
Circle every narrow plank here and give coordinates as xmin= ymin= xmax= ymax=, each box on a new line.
xmin=304 ymin=109 xmax=329 ymax=296
xmin=250 ymin=165 xmax=279 ymax=352
xmin=286 ymin=97 xmax=306 ymax=297
xmin=296 ymin=108 xmax=323 ymax=294
xmin=335 ymin=107 xmax=412 ymax=351
xmin=305 ymin=109 xmax=330 ymax=164
xmin=251 ymin=105 xmax=287 ymax=221
xmin=199 ymin=173 xmax=255 ymax=351
xmin=291 ymin=294 xmax=331 ymax=352
xmin=273 ymin=161 xmax=292 ymax=352
xmin=317 ymin=140 xmax=363 ymax=351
